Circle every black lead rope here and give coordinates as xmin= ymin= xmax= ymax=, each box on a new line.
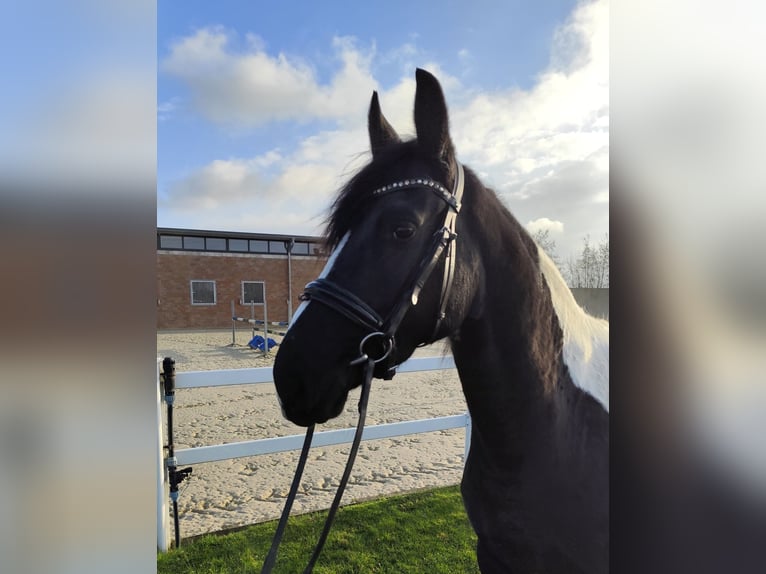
xmin=259 ymin=424 xmax=315 ymax=572
xmin=260 ymin=357 xmax=375 ymax=574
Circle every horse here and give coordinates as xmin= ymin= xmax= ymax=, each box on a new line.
xmin=273 ymin=68 xmax=609 ymax=574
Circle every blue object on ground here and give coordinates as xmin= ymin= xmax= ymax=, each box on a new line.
xmin=248 ymin=335 xmax=279 ymax=351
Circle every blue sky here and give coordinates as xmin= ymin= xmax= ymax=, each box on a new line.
xmin=158 ymin=0 xmax=608 ymax=260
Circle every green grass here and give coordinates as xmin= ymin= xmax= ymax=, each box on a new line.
xmin=157 ymin=485 xmax=480 ymax=574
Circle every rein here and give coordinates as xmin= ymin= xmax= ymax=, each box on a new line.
xmin=260 ymin=357 xmax=374 ymax=574
xmin=260 ymin=162 xmax=464 ymax=572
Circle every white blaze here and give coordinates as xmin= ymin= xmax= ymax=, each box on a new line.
xmin=287 ymin=232 xmax=351 ymax=331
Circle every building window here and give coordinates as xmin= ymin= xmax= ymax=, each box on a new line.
xmin=229 ymin=238 xmax=248 ymax=252
xmin=159 ymin=235 xmax=183 ymax=249
xmin=183 ymin=236 xmax=205 ymax=250
xmin=242 ymin=281 xmax=265 ymax=305
xmin=205 ymin=237 xmax=226 ymax=251
xmin=157 ymin=231 xmax=325 ymax=256
xmin=190 ymin=280 xmax=216 ymax=305
xmin=249 ymin=239 xmax=269 ymax=253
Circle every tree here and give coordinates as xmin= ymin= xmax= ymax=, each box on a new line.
xmin=531 ymin=228 xmax=561 ymax=268
xmin=565 ymin=233 xmax=609 ymax=288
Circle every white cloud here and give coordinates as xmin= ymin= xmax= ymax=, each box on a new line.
xmin=162 ymin=28 xmax=376 ymax=127
xmin=160 ymin=124 xmax=370 ymax=226
xmin=161 ymin=159 xmax=263 ymax=210
xmin=450 ymin=0 xmax=607 ymax=178
xmin=527 ymin=217 xmax=565 ymax=234
xmin=157 ymin=97 xmax=178 ymax=122
xmin=448 ymin=0 xmax=608 ymax=257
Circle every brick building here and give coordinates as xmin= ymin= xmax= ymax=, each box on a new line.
xmin=157 ymin=227 xmax=328 ymax=330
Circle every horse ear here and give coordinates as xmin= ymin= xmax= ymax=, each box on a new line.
xmin=414 ymin=68 xmax=455 ymax=167
xmin=368 ymin=91 xmax=400 ymax=158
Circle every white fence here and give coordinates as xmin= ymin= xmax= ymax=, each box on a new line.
xmin=156 ymin=356 xmax=469 ymax=551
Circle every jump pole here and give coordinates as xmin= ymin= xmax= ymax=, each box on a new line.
xmin=229 ymin=300 xmax=255 ymax=346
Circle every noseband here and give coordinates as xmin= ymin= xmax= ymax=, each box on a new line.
xmin=260 ymin=162 xmax=464 ymax=573
xmin=303 ymin=160 xmax=465 ymax=375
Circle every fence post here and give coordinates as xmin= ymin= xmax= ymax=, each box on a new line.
xmin=156 ymin=357 xmax=170 ymax=552
xmin=262 ymin=285 xmax=269 ymax=355
xmin=286 ymin=238 xmax=294 ymax=324
xmin=230 ymin=300 xmax=236 ymax=346
xmin=250 ymin=300 xmax=257 ymax=340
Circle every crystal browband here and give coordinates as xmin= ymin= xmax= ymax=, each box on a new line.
xmin=371 ymin=178 xmax=460 ymax=212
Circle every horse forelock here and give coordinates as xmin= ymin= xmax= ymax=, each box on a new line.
xmin=537 ymin=245 xmax=610 ymax=412
xmin=325 ymin=141 xmax=449 ymax=248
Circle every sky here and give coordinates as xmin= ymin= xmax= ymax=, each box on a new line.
xmin=157 ymin=0 xmax=608 ymax=261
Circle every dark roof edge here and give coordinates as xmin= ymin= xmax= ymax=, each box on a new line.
xmin=157 ymin=227 xmax=324 ymax=243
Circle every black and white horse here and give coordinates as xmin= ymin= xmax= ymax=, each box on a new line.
xmin=273 ymin=68 xmax=609 ymax=573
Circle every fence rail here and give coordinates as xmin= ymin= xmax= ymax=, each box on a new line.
xmin=174 ymin=355 xmax=456 ymax=389
xmin=157 ymin=355 xmax=467 ymax=552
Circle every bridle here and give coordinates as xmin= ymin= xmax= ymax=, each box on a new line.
xmin=304 ymin=160 xmax=465 ymax=374
xmin=260 ymin=161 xmax=465 ymax=573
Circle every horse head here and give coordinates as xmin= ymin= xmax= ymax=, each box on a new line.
xmin=273 ymin=69 xmax=481 ymax=426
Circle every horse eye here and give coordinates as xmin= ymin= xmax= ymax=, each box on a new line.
xmin=393 ymin=224 xmax=416 ymax=240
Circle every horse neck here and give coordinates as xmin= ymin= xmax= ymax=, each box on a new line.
xmin=449 ymin=186 xmax=594 ymax=461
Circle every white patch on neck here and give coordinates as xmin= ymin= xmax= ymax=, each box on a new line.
xmin=287 ymin=232 xmax=351 ymax=331
xmin=537 ymin=246 xmax=610 ymax=412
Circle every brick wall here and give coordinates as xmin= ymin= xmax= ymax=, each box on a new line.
xmin=157 ymin=251 xmax=326 ymax=329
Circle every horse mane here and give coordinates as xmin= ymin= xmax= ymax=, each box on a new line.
xmin=538 ymin=246 xmax=610 ymax=410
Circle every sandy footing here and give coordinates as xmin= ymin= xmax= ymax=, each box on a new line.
xmin=158 ymin=328 xmax=468 ymax=539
